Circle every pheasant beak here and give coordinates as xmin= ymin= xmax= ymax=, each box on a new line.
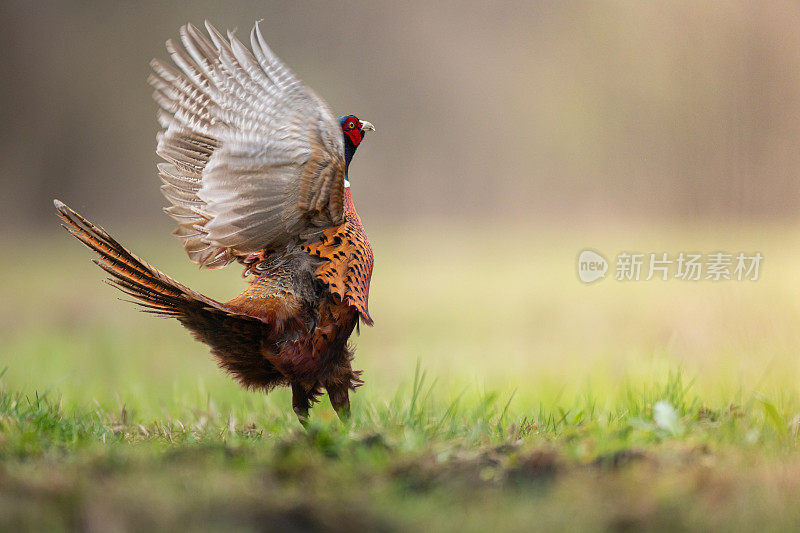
xmin=360 ymin=120 xmax=375 ymax=132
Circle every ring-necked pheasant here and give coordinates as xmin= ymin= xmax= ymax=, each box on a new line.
xmin=54 ymin=21 xmax=375 ymax=426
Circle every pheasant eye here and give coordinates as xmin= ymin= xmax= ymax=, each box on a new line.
xmin=348 ymin=121 xmax=355 ymax=129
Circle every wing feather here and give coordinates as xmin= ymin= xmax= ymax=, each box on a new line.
xmin=150 ymin=21 xmax=346 ymax=267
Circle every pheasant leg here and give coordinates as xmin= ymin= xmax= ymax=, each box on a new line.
xmin=292 ymin=383 xmax=316 ymax=427
xmin=327 ymin=385 xmax=351 ymax=423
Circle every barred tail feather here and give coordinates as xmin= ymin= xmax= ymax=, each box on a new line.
xmin=53 ymin=199 xmax=219 ymax=316
xmin=53 ymin=199 xmax=287 ymax=389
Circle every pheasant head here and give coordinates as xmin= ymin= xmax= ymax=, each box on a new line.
xmin=339 ymin=115 xmax=375 ymax=174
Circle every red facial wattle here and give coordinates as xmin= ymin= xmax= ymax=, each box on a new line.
xmin=345 ymin=126 xmax=362 ymax=146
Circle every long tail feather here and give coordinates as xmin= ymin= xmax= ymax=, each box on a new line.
xmin=54 ymin=199 xmax=218 ymax=316
xmin=53 ymin=199 xmax=289 ymax=390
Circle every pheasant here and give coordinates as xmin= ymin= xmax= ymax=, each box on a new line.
xmin=54 ymin=21 xmax=375 ymax=426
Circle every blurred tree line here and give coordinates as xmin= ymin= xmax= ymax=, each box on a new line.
xmin=2 ymin=0 xmax=799 ymax=232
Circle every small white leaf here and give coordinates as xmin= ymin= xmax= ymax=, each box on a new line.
xmin=653 ymin=400 xmax=683 ymax=436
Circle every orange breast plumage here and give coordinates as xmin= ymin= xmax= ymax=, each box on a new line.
xmin=302 ymin=187 xmax=374 ymax=325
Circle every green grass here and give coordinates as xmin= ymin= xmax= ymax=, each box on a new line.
xmin=2 ymin=222 xmax=800 ymax=530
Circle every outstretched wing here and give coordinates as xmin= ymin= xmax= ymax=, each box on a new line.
xmin=150 ymin=21 xmax=346 ymax=268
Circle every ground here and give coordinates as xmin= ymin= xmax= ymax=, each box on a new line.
xmin=1 ymin=222 xmax=800 ymax=531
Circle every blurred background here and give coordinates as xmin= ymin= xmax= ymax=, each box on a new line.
xmin=3 ymin=0 xmax=800 ymax=229
xmin=2 ymin=1 xmax=800 ymax=414
xmin=3 ymin=5 xmax=800 ymax=528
